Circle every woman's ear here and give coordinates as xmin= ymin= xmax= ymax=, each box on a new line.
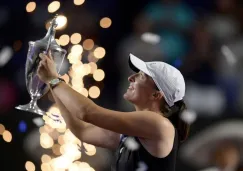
xmin=152 ymin=91 xmax=163 ymax=100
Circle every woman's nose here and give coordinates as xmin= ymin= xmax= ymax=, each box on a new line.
xmin=128 ymin=74 xmax=136 ymax=82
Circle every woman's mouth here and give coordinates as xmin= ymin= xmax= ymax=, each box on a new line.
xmin=128 ymin=86 xmax=134 ymax=90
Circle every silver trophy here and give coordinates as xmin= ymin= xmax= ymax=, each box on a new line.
xmin=15 ymin=15 xmax=67 ymax=115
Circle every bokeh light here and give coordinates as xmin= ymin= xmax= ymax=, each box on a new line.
xmin=100 ymin=17 xmax=112 ymax=28
xmin=59 ymin=34 xmax=70 ymax=46
xmin=50 ymin=155 xmax=72 ymax=169
xmin=48 ymin=1 xmax=60 ymax=13
xmin=71 ymin=61 xmax=83 ymax=73
xmin=40 ymin=133 xmax=54 ymax=149
xmin=52 ymin=144 xmax=61 ymax=155
xmin=41 ymin=163 xmax=52 ymax=171
xmin=55 ymin=38 xmax=60 ymax=45
xmin=80 ymin=88 xmax=88 ymax=97
xmin=70 ymin=65 xmax=83 ymax=77
xmin=25 ymin=161 xmax=35 ymax=171
xmin=93 ymin=47 xmax=106 ymax=59
xmin=89 ymin=62 xmax=97 ymax=74
xmin=68 ymin=163 xmax=80 ymax=171
xmin=78 ymin=162 xmax=90 ymax=169
xmin=0 ymin=124 xmax=5 ymax=135
xmin=18 ymin=120 xmax=27 ymax=133
xmin=26 ymin=2 xmax=36 ymax=13
xmin=56 ymin=15 xmax=67 ymax=30
xmin=3 ymin=130 xmax=12 ymax=142
xmin=74 ymin=151 xmax=82 ymax=160
xmin=63 ymin=129 xmax=78 ymax=144
xmin=39 ymin=126 xmax=45 ymax=134
xmin=71 ymin=44 xmax=83 ymax=56
xmin=74 ymin=0 xmax=85 ymax=5
xmin=83 ymin=63 xmax=91 ymax=75
xmin=58 ymin=135 xmax=65 ymax=145
xmin=70 ymin=33 xmax=82 ymax=44
xmin=55 ymin=125 xmax=66 ymax=134
xmin=93 ymin=69 xmax=105 ymax=81
xmin=68 ymin=53 xmax=82 ymax=64
xmin=49 ymin=129 xmax=59 ymax=140
xmin=83 ymin=39 xmax=94 ymax=50
xmin=89 ymin=86 xmax=100 ymax=99
xmin=88 ymin=52 xmax=99 ymax=63
xmin=44 ymin=124 xmax=54 ymax=133
xmin=60 ymin=143 xmax=80 ymax=160
xmin=41 ymin=154 xmax=52 ymax=163
xmin=83 ymin=143 xmax=97 ymax=156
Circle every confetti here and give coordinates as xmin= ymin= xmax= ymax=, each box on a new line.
xmin=180 ymin=109 xmax=197 ymax=124
xmin=32 ymin=117 xmax=44 ymax=127
xmin=43 ymin=113 xmax=66 ymax=129
xmin=52 ymin=113 xmax=60 ymax=118
xmin=221 ymin=45 xmax=237 ymax=66
xmin=136 ymin=161 xmax=148 ymax=171
xmin=141 ymin=32 xmax=161 ymax=45
xmin=124 ymin=137 xmax=140 ymax=151
xmin=0 ymin=46 xmax=13 ymax=67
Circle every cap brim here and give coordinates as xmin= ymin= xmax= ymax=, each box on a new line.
xmin=128 ymin=53 xmax=151 ymax=76
xmin=179 ymin=120 xmax=243 ymax=169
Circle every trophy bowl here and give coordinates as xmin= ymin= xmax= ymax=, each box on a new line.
xmin=15 ymin=15 xmax=67 ymax=115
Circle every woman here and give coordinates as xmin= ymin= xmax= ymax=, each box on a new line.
xmin=37 ymin=52 xmax=190 ymax=171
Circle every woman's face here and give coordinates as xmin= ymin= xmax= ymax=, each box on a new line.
xmin=124 ymin=71 xmax=158 ymax=106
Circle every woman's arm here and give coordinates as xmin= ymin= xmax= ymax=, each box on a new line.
xmin=52 ymin=82 xmax=172 ymax=141
xmin=49 ymin=86 xmax=86 ymax=135
xmin=37 ymin=53 xmax=171 ymax=142
xmin=49 ymin=86 xmax=120 ymax=149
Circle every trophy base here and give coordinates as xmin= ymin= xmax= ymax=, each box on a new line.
xmin=15 ymin=104 xmax=46 ymax=116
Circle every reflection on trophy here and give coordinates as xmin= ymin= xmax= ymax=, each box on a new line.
xmin=15 ymin=15 xmax=67 ymax=115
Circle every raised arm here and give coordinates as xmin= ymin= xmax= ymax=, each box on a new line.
xmin=51 ymin=82 xmax=171 ymax=141
xmin=49 ymin=86 xmax=120 ymax=150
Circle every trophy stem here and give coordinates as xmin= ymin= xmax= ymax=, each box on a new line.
xmin=15 ymin=96 xmax=46 ymax=116
xmin=29 ymin=96 xmax=37 ymax=108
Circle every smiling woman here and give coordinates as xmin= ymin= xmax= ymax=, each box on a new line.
xmin=37 ymin=52 xmax=189 ymax=171
xmin=124 ymin=71 xmax=159 ymax=109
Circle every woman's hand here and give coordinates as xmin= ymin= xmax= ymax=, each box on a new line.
xmin=37 ymin=51 xmax=59 ymax=84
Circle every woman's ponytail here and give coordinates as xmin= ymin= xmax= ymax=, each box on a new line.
xmin=167 ymin=100 xmax=190 ymax=143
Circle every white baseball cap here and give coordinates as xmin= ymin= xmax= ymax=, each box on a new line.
xmin=128 ymin=53 xmax=186 ymax=107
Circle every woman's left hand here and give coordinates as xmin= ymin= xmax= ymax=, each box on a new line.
xmin=37 ymin=51 xmax=59 ymax=84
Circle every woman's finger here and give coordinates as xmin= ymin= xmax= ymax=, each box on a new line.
xmin=42 ymin=54 xmax=51 ymax=63
xmin=48 ymin=50 xmax=54 ymax=61
xmin=38 ymin=61 xmax=47 ymax=72
xmin=40 ymin=60 xmax=48 ymax=70
xmin=40 ymin=60 xmax=45 ymax=66
xmin=41 ymin=58 xmax=46 ymax=64
xmin=40 ymin=53 xmax=50 ymax=62
xmin=39 ymin=53 xmax=43 ymax=59
xmin=39 ymin=53 xmax=45 ymax=60
xmin=37 ymin=65 xmax=42 ymax=75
